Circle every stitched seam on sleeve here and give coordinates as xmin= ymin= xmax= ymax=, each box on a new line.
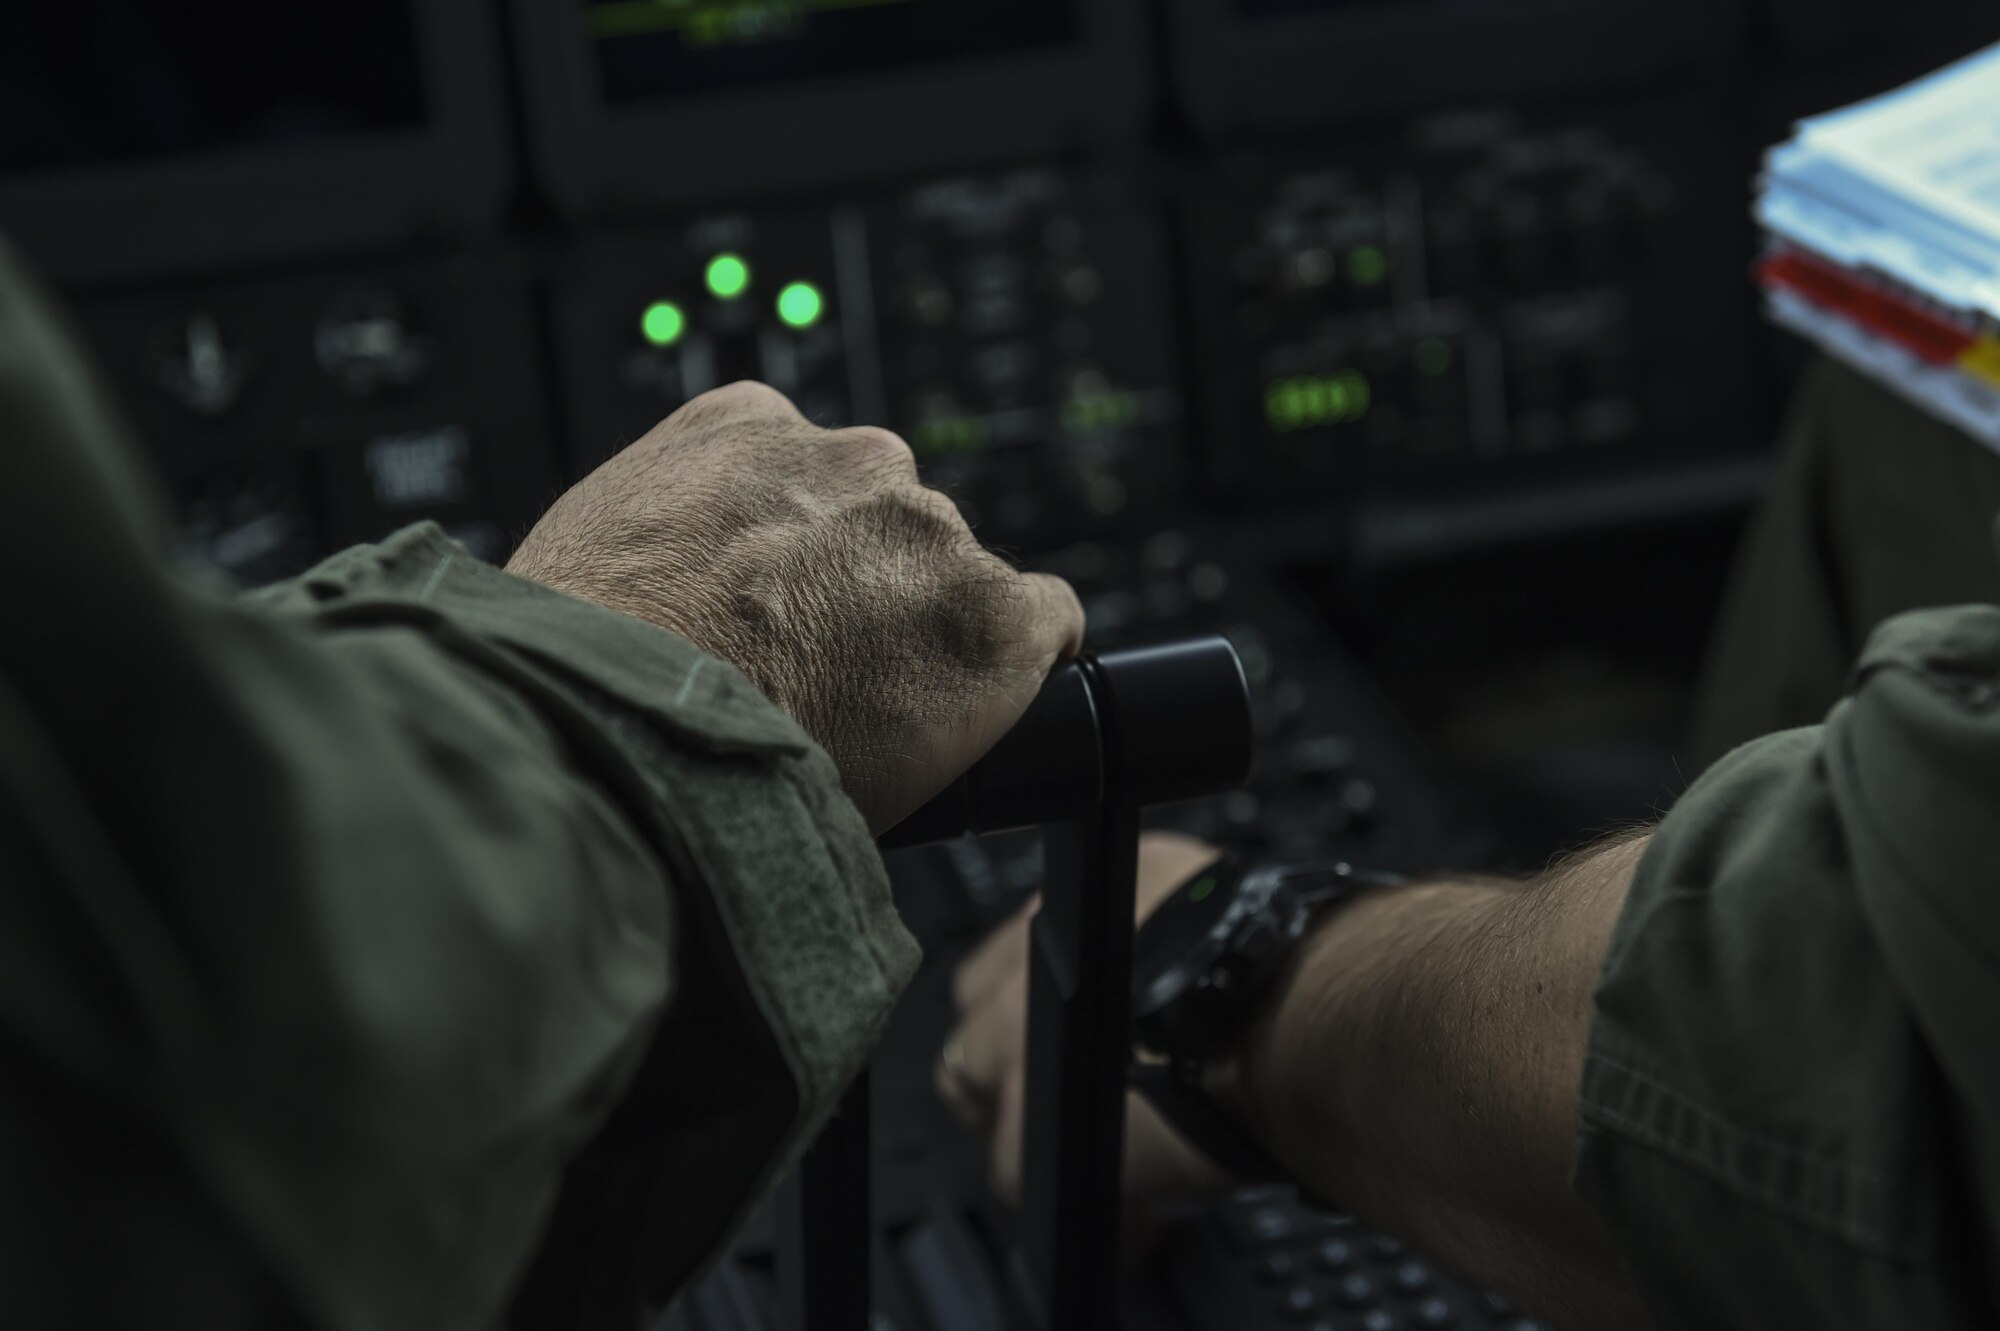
xmin=1581 ymin=1050 xmax=1908 ymax=1256
xmin=670 ymin=760 xmax=900 ymax=1111
xmin=769 ymin=765 xmax=893 ymax=997
xmin=674 ymin=658 xmax=706 ymax=706
xmin=415 ymin=553 xmax=456 ymax=604
xmin=1590 ymin=1052 xmax=1894 ymax=1179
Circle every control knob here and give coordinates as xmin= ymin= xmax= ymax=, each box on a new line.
xmin=149 ymin=311 xmax=253 ymax=417
xmin=316 ymin=288 xmax=432 ymax=397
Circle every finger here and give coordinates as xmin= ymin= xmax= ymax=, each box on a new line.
xmin=950 ymin=971 xmax=1026 ymax=1104
xmin=952 ymin=896 xmax=1038 ymax=1013
xmin=1013 ymin=571 xmax=1088 ymax=667
xmin=934 ymin=1030 xmax=993 ymax=1135
xmin=988 ymin=1069 xmax=1027 ymax=1207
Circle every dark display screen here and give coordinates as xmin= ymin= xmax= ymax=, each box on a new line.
xmin=587 ymin=0 xmax=1075 ymax=104
xmin=0 ymin=5 xmax=426 ymax=176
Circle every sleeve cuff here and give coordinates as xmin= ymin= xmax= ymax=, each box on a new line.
xmin=1576 ymin=694 xmax=1996 ymax=1329
xmin=259 ymin=521 xmax=812 ymax=758
xmin=256 ymin=523 xmax=920 ymax=1299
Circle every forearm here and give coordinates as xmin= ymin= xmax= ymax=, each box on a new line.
xmin=1232 ymin=834 xmax=1653 ymax=1328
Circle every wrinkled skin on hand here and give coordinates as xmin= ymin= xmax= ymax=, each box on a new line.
xmin=508 ymin=381 xmax=1085 ymax=833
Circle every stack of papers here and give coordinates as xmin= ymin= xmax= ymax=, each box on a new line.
xmin=1755 ymin=40 xmax=2000 ymax=446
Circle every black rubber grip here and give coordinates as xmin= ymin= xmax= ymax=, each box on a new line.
xmin=879 ymin=634 xmax=1251 ymax=848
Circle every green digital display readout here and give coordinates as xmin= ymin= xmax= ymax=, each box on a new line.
xmin=587 ymin=0 xmax=1073 ymax=105
xmin=588 ymin=0 xmax=921 ymax=45
xmin=913 ymin=416 xmax=989 ymax=456
xmin=1060 ymin=390 xmax=1141 ymax=434
xmin=1264 ymin=370 xmax=1370 ymax=432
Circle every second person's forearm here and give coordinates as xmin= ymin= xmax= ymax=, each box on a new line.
xmin=1226 ymin=836 xmax=1654 ymax=1327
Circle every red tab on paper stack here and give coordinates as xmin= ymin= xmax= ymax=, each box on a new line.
xmin=1753 ymin=41 xmax=2000 ymax=446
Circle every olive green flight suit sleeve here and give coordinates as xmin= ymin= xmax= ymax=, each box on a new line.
xmin=0 ymin=238 xmax=918 ymax=1330
xmin=1576 ymin=604 xmax=2000 ymax=1330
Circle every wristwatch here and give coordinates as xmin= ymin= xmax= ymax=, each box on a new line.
xmin=1128 ymin=854 xmax=1405 ymax=1184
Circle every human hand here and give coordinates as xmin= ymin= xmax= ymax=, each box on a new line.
xmin=507 ymin=382 xmax=1085 ymax=833
xmin=936 ymin=832 xmax=1233 ymax=1241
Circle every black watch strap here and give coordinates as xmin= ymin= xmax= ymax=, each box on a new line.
xmin=1129 ymin=1063 xmax=1293 ymax=1186
xmin=1127 ymin=857 xmax=1408 ymax=1194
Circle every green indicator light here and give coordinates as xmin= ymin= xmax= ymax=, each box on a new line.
xmin=1347 ymin=245 xmax=1389 ymax=287
xmin=776 ymin=281 xmax=824 ymax=329
xmin=1188 ymin=876 xmax=1217 ymax=904
xmin=1264 ymin=369 xmax=1372 ymax=432
xmin=1414 ymin=336 xmax=1452 ymax=377
xmin=639 ymin=300 xmax=685 ymax=347
xmin=705 ymin=253 xmax=751 ymax=300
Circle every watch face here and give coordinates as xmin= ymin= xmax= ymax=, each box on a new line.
xmin=1133 ymin=863 xmax=1238 ymax=1008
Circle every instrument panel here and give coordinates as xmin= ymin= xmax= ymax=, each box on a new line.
xmin=1184 ymin=97 xmax=1754 ymax=511
xmin=2 ymin=0 xmax=1779 ymax=575
xmin=550 ymin=170 xmax=1185 ymax=545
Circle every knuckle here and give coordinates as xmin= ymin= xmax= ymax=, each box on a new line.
xmin=905 ymin=482 xmax=969 ymax=526
xmin=824 ymin=426 xmax=922 ymax=490
xmin=932 ymin=563 xmax=1036 ymax=663
xmin=1048 ymin=574 xmax=1087 ymax=627
xmin=673 ymin=381 xmax=803 ymax=434
xmin=709 ymin=380 xmax=799 ymax=414
xmin=864 ymin=481 xmax=975 ymax=546
xmin=836 ymin=424 xmax=917 ymax=464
